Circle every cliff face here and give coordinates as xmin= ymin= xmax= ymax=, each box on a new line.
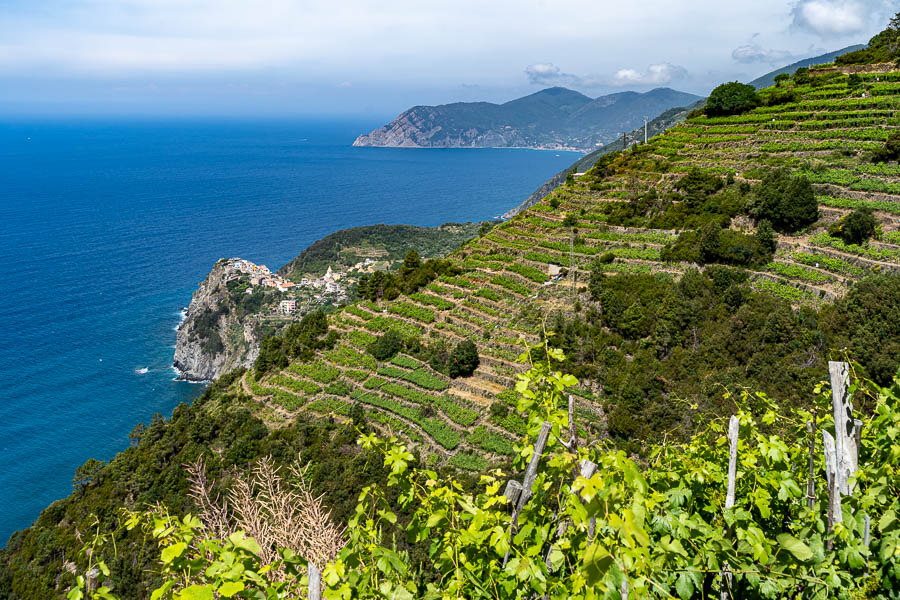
xmin=353 ymin=106 xmax=579 ymax=150
xmin=173 ymin=260 xmax=261 ymax=381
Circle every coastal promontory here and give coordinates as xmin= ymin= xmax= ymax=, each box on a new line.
xmin=353 ymin=86 xmax=702 ymax=152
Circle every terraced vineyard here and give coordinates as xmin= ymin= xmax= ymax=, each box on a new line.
xmin=244 ymin=64 xmax=900 ymax=468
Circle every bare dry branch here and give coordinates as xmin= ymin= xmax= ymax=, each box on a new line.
xmin=185 ymin=457 xmax=230 ymax=541
xmin=184 ymin=454 xmax=346 ymax=571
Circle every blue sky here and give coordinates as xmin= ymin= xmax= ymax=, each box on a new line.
xmin=0 ymin=0 xmax=894 ymax=117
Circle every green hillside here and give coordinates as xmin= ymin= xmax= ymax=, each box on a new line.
xmin=248 ymin=63 xmax=900 ymax=465
xmin=278 ymin=221 xmax=488 ymax=279
xmin=4 ymin=42 xmax=900 ymax=600
xmin=748 ymin=44 xmax=865 ymax=89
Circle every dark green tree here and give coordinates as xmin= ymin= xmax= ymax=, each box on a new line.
xmin=699 ymin=222 xmax=722 ymax=263
xmin=399 ymin=250 xmax=421 ymax=276
xmin=447 ymin=340 xmax=480 ymax=378
xmin=367 ymin=330 xmax=403 ymax=361
xmin=676 ymin=167 xmax=724 ymax=205
xmin=128 ymin=422 xmax=147 ymax=448
xmin=830 ymin=208 xmax=878 ymax=245
xmin=793 ymin=67 xmax=810 ymax=84
xmin=254 ymin=336 xmax=288 ymax=374
xmin=871 ymin=130 xmax=900 ymax=163
xmin=705 ymin=81 xmax=759 ymax=116
xmin=755 ymin=219 xmax=777 ymax=253
xmin=356 ymin=274 xmax=370 ymax=299
xmin=73 ymin=458 xmax=105 ymax=495
xmin=746 ymin=169 xmax=818 ymax=232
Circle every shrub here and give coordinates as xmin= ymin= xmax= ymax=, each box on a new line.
xmin=676 ymin=167 xmax=723 ymax=205
xmin=762 ymin=88 xmax=798 ymax=106
xmin=828 ymin=208 xmax=879 ymax=245
xmin=447 ymin=340 xmax=480 ymax=378
xmin=367 ymin=330 xmax=402 ymax=361
xmin=705 ymin=81 xmax=759 ymax=116
xmin=746 ymin=169 xmax=818 ymax=232
xmin=755 ymin=219 xmax=777 ymax=253
xmin=662 ymin=224 xmax=771 ymax=267
xmin=870 ymin=131 xmax=900 ymax=163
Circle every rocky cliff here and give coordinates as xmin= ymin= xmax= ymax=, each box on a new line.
xmin=353 ymin=105 xmax=582 ymax=150
xmin=173 ymin=259 xmax=262 ymax=381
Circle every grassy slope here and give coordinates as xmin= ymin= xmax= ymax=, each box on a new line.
xmin=503 ymin=102 xmax=704 ymax=218
xmin=245 ymin=65 xmax=900 ymax=468
xmin=3 ymin=63 xmax=900 ymax=600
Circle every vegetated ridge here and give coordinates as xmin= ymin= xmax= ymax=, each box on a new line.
xmin=173 ymin=222 xmax=486 ymax=381
xmin=4 ymin=29 xmax=900 ymax=599
xmin=503 ymin=102 xmax=704 ymax=218
xmin=747 ymin=44 xmax=866 ymax=89
xmin=278 ymin=222 xmax=486 ymax=280
xmin=509 ymin=46 xmax=866 ymax=219
xmin=353 ymin=86 xmax=702 ymax=152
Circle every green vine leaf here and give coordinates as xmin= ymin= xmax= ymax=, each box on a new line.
xmin=776 ymin=533 xmax=813 ymax=562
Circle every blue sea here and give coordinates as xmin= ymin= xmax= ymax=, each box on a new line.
xmin=0 ymin=118 xmax=579 ymax=543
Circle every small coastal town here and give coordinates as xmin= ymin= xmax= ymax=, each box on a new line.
xmin=227 ymin=257 xmax=351 ymax=314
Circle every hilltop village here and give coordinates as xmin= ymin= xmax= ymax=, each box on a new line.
xmin=226 ymin=256 xmax=400 ymax=316
xmin=227 ymin=258 xmax=351 ymax=313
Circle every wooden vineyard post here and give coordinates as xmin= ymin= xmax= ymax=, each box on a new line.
xmin=822 ymin=361 xmax=862 ymax=550
xmin=544 ymin=458 xmax=597 ymax=571
xmin=543 ymin=398 xmax=589 ymax=571
xmin=720 ymin=415 xmax=739 ymax=600
xmin=806 ymin=411 xmax=817 ymax=509
xmin=502 ymin=421 xmax=551 ymax=567
xmin=829 ymin=361 xmax=858 ymax=496
xmin=725 ymin=416 xmax=739 ymax=510
xmin=308 ymin=563 xmax=321 ymax=600
xmin=822 ymin=430 xmax=839 ymax=549
xmin=504 ymin=480 xmax=523 ymax=506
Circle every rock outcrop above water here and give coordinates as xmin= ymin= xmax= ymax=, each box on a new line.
xmin=174 ymin=260 xmax=261 ymax=381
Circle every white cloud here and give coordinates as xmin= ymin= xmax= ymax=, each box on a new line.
xmin=524 ymin=63 xmax=605 ymax=88
xmin=0 ymin=0 xmax=892 ymax=114
xmin=731 ymin=44 xmax=795 ymax=64
xmin=524 ymin=63 xmax=566 ymax=85
xmin=790 ymin=0 xmax=869 ymax=37
xmin=611 ymin=63 xmax=688 ymax=86
xmin=526 ymin=61 xmax=689 ymax=89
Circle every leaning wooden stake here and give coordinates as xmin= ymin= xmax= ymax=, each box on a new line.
xmin=720 ymin=415 xmax=739 ymax=600
xmin=502 ymin=421 xmax=551 ymax=567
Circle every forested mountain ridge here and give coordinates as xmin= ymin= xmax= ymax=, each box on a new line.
xmin=4 ymin=33 xmax=900 ymax=599
xmin=353 ymin=86 xmax=702 ymax=151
